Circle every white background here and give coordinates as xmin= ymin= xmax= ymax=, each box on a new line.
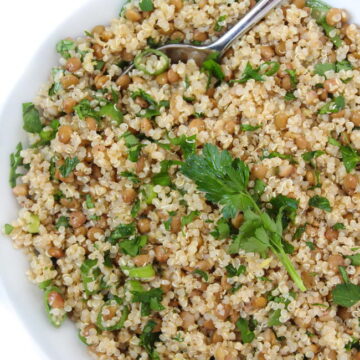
xmin=0 ymin=1 xmax=88 ymax=359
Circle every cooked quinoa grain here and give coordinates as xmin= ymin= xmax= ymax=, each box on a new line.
xmin=4 ymin=0 xmax=360 ymax=359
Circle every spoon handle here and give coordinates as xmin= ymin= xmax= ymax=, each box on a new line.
xmin=208 ymin=0 xmax=284 ymax=55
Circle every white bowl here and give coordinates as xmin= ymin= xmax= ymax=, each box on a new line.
xmin=0 ymin=0 xmax=359 ymax=359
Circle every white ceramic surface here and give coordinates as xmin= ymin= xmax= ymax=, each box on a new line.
xmin=0 ymin=1 xmax=359 ymax=359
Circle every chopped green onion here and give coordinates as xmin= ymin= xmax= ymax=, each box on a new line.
xmin=134 ymin=49 xmax=170 ymax=76
xmin=121 ymin=264 xmax=155 ymax=278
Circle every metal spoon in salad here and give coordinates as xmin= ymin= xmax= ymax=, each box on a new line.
xmin=123 ymin=0 xmax=284 ymax=76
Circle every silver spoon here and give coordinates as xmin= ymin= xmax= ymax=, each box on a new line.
xmin=122 ymin=0 xmax=284 ymax=75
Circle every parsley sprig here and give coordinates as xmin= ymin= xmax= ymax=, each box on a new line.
xmin=181 ymin=144 xmax=306 ymax=291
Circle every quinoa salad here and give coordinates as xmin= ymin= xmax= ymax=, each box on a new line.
xmin=4 ymin=0 xmax=360 ymax=359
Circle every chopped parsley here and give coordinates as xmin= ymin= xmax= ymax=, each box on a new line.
xmin=214 ymin=15 xmax=227 ymax=32
xmin=333 ymin=222 xmax=345 ymax=230
xmin=268 ymin=309 xmax=281 ymax=326
xmin=9 ymin=142 xmax=24 ymax=188
xmin=328 ymin=137 xmax=360 ymax=173
xmin=121 ymin=131 xmax=144 ymax=162
xmin=22 ymin=103 xmax=42 ymax=134
xmin=293 ymin=224 xmax=306 ymax=240
xmin=85 ymin=194 xmax=95 ymax=209
xmin=152 ymin=160 xmax=182 ymax=186
xmin=240 ymin=124 xmax=262 ymax=131
xmin=231 ymin=61 xmax=280 ymax=85
xmin=121 ymin=171 xmax=140 ymax=184
xmin=59 ymin=157 xmax=79 ymax=178
xmin=200 ymin=52 xmax=225 ymax=88
xmin=181 ymin=210 xmax=200 ymax=228
xmin=139 ymin=320 xmax=161 ymax=360
xmin=131 ymin=89 xmax=169 ymax=119
xmin=308 ymin=195 xmax=332 ymax=212
xmin=56 ymin=39 xmax=76 ymax=59
xmin=306 ymin=242 xmax=316 ymax=250
xmin=119 ymin=234 xmax=148 ymax=257
xmin=131 ymin=287 xmax=164 ymax=316
xmin=261 ymin=151 xmax=297 ymax=164
xmin=346 ymin=254 xmax=360 ymax=266
xmin=332 ymin=265 xmax=360 ymax=307
xmin=314 ymin=60 xmax=353 ymax=76
xmin=74 ymin=99 xmax=99 ymax=120
xmin=193 ymin=269 xmax=209 ymax=281
xmin=4 ymin=224 xmax=14 ymax=235
xmin=318 ymin=95 xmax=345 ymax=115
xmin=236 ymin=317 xmax=256 ymax=343
xmin=211 ymin=218 xmax=230 ymax=240
xmin=225 ymin=264 xmax=246 ymax=278
xmin=139 ymin=0 xmax=154 ymax=12
xmin=55 ymin=216 xmax=69 ymax=230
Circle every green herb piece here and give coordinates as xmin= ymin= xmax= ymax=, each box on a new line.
xmin=131 ymin=287 xmax=164 ymax=316
xmin=172 ymin=333 xmax=184 ymax=342
xmin=56 ymin=39 xmax=76 ymax=59
xmin=268 ymin=195 xmax=299 ymax=229
xmin=85 ymin=194 xmax=95 ymax=209
xmin=333 ymin=222 xmax=345 ymax=230
xmin=74 ymin=99 xmax=99 ymax=120
xmin=193 ymin=112 xmax=205 ymax=118
xmin=302 ymin=150 xmax=325 ymax=162
xmin=225 ymin=264 xmax=246 ymax=278
xmin=168 ymin=135 xmax=197 ymax=159
xmin=211 ymin=218 xmax=230 ymax=239
xmin=339 ymin=266 xmax=350 ymax=284
xmin=284 ymin=91 xmax=296 ymax=101
xmin=119 ymin=235 xmax=148 ymax=257
xmin=43 ymin=286 xmax=66 ymax=327
xmin=268 ymin=309 xmax=282 ymax=326
xmin=80 ymin=258 xmax=103 ymax=296
xmin=319 ymin=95 xmax=345 ymax=114
xmin=130 ymin=89 xmax=169 ymax=119
xmin=121 ymin=264 xmax=156 ymax=279
xmin=306 ymin=0 xmax=342 ymax=48
xmin=182 ymin=144 xmax=306 ymax=291
xmin=308 ymin=195 xmax=332 ymax=212
xmin=214 ymin=15 xmax=227 ymax=32
xmin=39 ymin=279 xmax=52 ymax=290
xmin=193 ymin=269 xmax=209 ymax=281
xmin=286 ymin=69 xmax=298 ymax=88
xmin=345 ymin=338 xmax=360 ymax=351
xmin=261 ymin=151 xmax=297 ymax=164
xmin=230 ymin=284 xmax=242 ymax=293
xmin=140 ymin=320 xmax=161 ymax=360
xmin=306 ymin=242 xmax=316 ymax=250
xmin=98 ymin=103 xmax=123 ymax=125
xmin=201 ymin=52 xmax=225 ymax=87
xmin=139 ymin=0 xmax=154 ymax=12
xmin=345 ymin=254 xmax=360 ymax=266
xmin=240 ymin=124 xmax=262 ymax=131
xmin=55 ymin=216 xmax=69 ymax=230
xmin=252 ymin=179 xmax=266 ymax=202
xmin=142 ymin=184 xmax=157 ymax=205
xmin=121 ymin=131 xmax=144 ymax=162
xmin=4 ymin=224 xmax=13 ymax=235
xmin=232 ymin=62 xmax=264 ymax=84
xmin=236 ymin=318 xmax=255 ymax=344
xmin=48 ymin=68 xmax=64 ymax=96
xmin=134 ymin=49 xmax=169 ymax=76
xmin=59 ymin=157 xmax=79 ymax=178
xmin=314 ymin=63 xmax=336 ymax=76
xmin=121 ymin=171 xmax=140 ymax=184
xmin=314 ymin=60 xmax=353 ymax=76
xmin=94 ymin=60 xmax=105 ymax=70
xmin=181 ymin=211 xmax=200 ymax=228
xmin=27 ymin=214 xmax=40 ymax=234
xmin=131 ymin=199 xmax=141 ymax=218
xmin=332 ymin=283 xmax=360 ymax=307
xmin=104 ymin=251 xmax=113 ymax=268
xmin=107 ymin=223 xmax=136 ymax=245
xmin=336 ymin=60 xmax=353 ymax=72
xmin=22 ymin=103 xmax=42 ymax=134
xmin=9 ymin=143 xmax=24 ymax=188
xmin=152 ymin=160 xmax=182 ymax=186
xmin=260 ymin=61 xmax=280 ymax=76
xmin=293 ymin=225 xmax=306 ymax=240
xmin=328 ymin=137 xmax=360 ymax=173
xmin=96 ymin=299 xmax=129 ymax=331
